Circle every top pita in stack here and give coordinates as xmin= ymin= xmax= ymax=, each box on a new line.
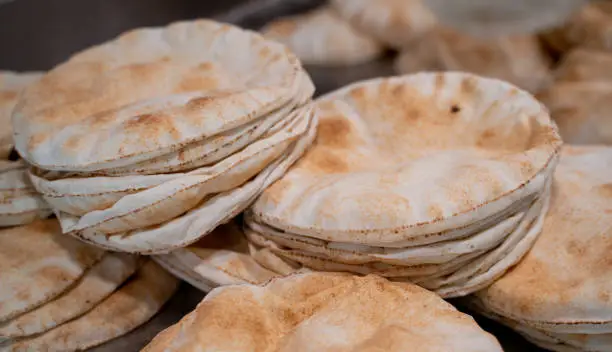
xmin=0 ymin=219 xmax=179 ymax=351
xmin=0 ymin=72 xmax=51 ymax=227
xmin=537 ymin=48 xmax=612 ymax=145
xmin=12 ymin=20 xmax=317 ymax=254
xmin=245 ymin=71 xmax=562 ymax=298
xmin=464 ymin=146 xmax=612 ymax=352
xmin=260 ymin=6 xmax=384 ymax=66
xmin=394 ymin=28 xmax=552 ymax=93
xmin=143 ymin=272 xmax=503 ymax=352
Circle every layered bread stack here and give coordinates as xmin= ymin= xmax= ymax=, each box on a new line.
xmin=261 ymin=0 xmax=436 ymax=66
xmin=0 ymin=219 xmax=178 ymax=351
xmin=142 ymin=272 xmax=503 ymax=352
xmin=0 ymin=72 xmax=51 ymax=227
xmin=537 ymin=48 xmax=612 ymax=145
xmin=464 ymin=146 xmax=612 ymax=352
xmin=242 ymin=72 xmax=562 ymax=298
xmin=394 ymin=28 xmax=552 ymax=93
xmin=542 ymin=0 xmax=612 ymax=54
xmin=11 ymin=20 xmax=317 ymax=254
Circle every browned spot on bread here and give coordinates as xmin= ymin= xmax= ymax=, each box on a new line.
xmin=599 ymin=291 xmax=611 ymax=302
xmin=598 ymin=183 xmax=612 ymax=198
xmin=302 ymin=149 xmax=349 ymax=173
xmin=476 ymin=128 xmax=497 ymax=148
xmin=124 ymin=113 xmax=181 ymax=141
xmin=566 ymin=239 xmax=587 ymax=258
xmin=64 ymin=135 xmax=85 ymax=152
xmin=197 ymin=62 xmax=214 ymax=71
xmin=265 ymin=179 xmax=292 ymax=206
xmin=349 ymin=86 xmax=367 ymax=101
xmin=450 ymin=104 xmax=461 ymax=114
xmin=28 ymin=133 xmax=47 ymax=151
xmin=259 ymin=46 xmax=272 ymax=60
xmin=0 ymin=91 xmax=18 ymax=105
xmin=427 ymin=205 xmax=444 ymax=220
xmin=176 ymin=75 xmax=220 ymax=93
xmin=460 ymin=76 xmax=478 ymax=96
xmin=317 ymin=116 xmax=356 ymax=148
xmin=186 ymin=96 xmax=217 ymax=111
xmin=267 ymin=19 xmax=298 ymax=37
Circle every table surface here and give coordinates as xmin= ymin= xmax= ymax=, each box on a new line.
xmin=0 ymin=0 xmax=548 ymax=350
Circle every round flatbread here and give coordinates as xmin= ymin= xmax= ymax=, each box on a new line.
xmin=553 ymin=48 xmax=612 ymax=83
xmin=0 ymin=72 xmax=51 ymax=227
xmin=1 ymin=260 xmax=178 ymax=352
xmin=330 ymin=0 xmax=437 ymax=48
xmin=0 ymin=219 xmax=104 ymax=322
xmin=0 ymin=253 xmax=138 ymax=340
xmin=251 ymin=72 xmax=562 ymax=246
xmin=12 ymin=20 xmax=305 ymax=172
xmin=142 ymin=272 xmax=502 ymax=352
xmin=0 ymin=72 xmax=41 ymax=160
xmin=538 ymin=82 xmax=612 ymax=145
xmin=472 ymin=146 xmax=612 ymax=334
xmin=56 ymin=107 xmax=318 ymax=254
xmin=261 ymin=7 xmax=384 ymax=66
xmin=542 ymin=1 xmax=612 ymax=54
xmin=395 ymin=28 xmax=551 ymax=92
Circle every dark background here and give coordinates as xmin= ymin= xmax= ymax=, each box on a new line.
xmin=0 ymin=0 xmax=248 ymax=70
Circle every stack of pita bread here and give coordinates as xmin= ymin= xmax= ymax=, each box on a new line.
xmin=394 ymin=28 xmax=552 ymax=93
xmin=11 ymin=20 xmax=317 ymax=254
xmin=537 ymin=48 xmax=612 ymax=145
xmin=261 ymin=0 xmax=436 ymax=65
xmin=463 ymin=146 xmax=612 ymax=352
xmin=542 ymin=0 xmax=612 ymax=55
xmin=142 ymin=272 xmax=503 ymax=352
xmin=0 ymin=72 xmax=51 ymax=227
xmin=240 ymin=71 xmax=562 ymax=298
xmin=0 ymin=219 xmax=179 ymax=351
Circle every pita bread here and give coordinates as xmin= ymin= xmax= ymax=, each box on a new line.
xmin=553 ymin=48 xmax=612 ymax=83
xmin=418 ymin=186 xmax=549 ymax=291
xmin=463 ymin=297 xmax=597 ymax=352
xmin=542 ymin=1 xmax=612 ymax=54
xmin=472 ymin=146 xmax=612 ymax=334
xmin=251 ymin=72 xmax=561 ymax=246
xmin=56 ymin=109 xmax=318 ymax=254
xmin=0 ymin=72 xmax=42 ymax=160
xmin=538 ymin=81 xmax=612 ymax=145
xmin=0 ymin=162 xmax=51 ymax=227
xmin=395 ymin=28 xmax=551 ymax=92
xmin=1 ymin=260 xmax=178 ymax=352
xmin=153 ymin=221 xmax=281 ymax=291
xmin=0 ymin=219 xmax=104 ymax=322
xmin=0 ymin=253 xmax=138 ymax=339
xmin=330 ymin=0 xmax=437 ymax=48
xmin=31 ymin=105 xmax=313 ymax=224
xmin=261 ymin=7 xmax=384 ymax=66
xmin=72 ymin=68 xmax=314 ymax=177
xmin=12 ymin=20 xmax=305 ymax=172
xmin=143 ymin=272 xmax=502 ymax=352
xmin=246 ymin=192 xmax=538 ymax=267
xmin=0 ymin=72 xmax=51 ymax=227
